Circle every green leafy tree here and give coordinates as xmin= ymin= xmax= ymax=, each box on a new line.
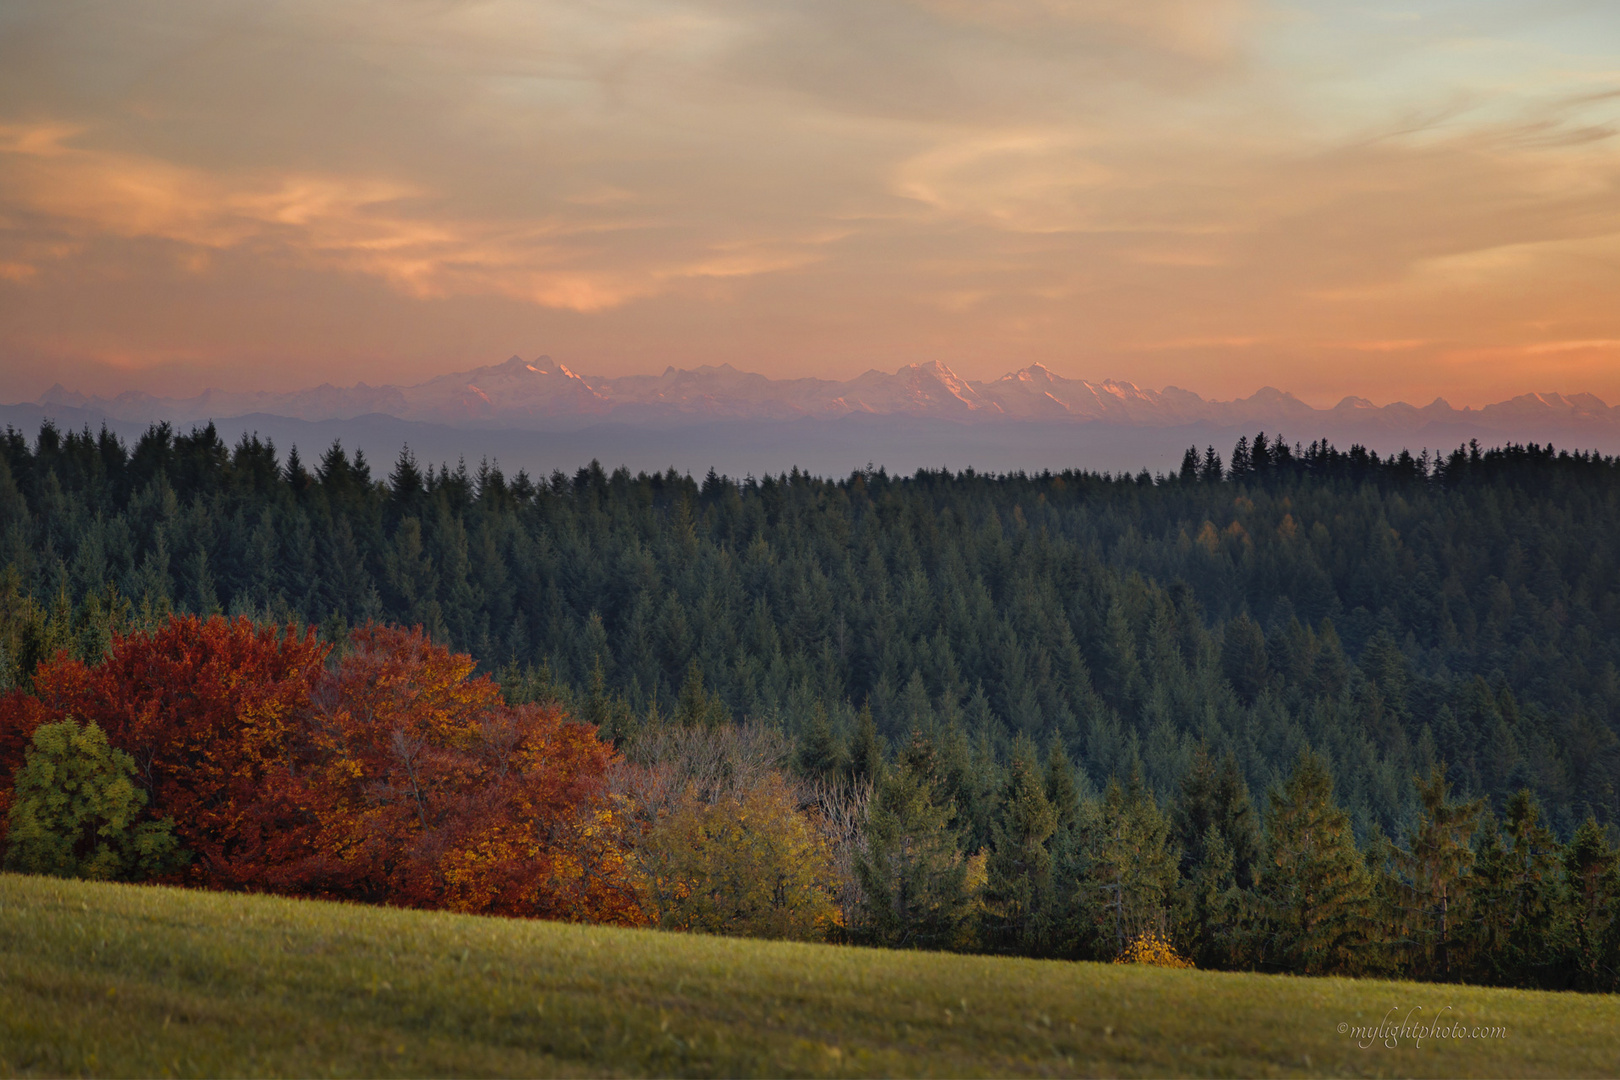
xmin=634 ymin=773 xmax=839 ymax=942
xmin=4 ymin=718 xmax=185 ymax=880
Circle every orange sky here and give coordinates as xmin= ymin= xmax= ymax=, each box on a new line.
xmin=2 ymin=0 xmax=1618 ymax=406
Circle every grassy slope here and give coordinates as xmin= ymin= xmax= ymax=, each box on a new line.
xmin=1 ymin=874 xmax=1615 ymax=1078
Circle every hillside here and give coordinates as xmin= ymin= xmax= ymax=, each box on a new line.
xmin=1 ymin=873 xmax=1615 ymax=1078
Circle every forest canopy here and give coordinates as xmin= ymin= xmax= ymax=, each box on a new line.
xmin=2 ymin=422 xmax=1619 ymax=845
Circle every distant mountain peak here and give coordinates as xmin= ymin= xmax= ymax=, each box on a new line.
xmin=19 ymin=355 xmax=1618 ymax=437
xmin=40 ymin=383 xmax=89 ymax=408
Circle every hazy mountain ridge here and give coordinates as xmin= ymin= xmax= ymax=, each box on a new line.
xmin=30 ymin=355 xmax=1620 ymax=435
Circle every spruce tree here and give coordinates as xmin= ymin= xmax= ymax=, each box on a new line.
xmin=1393 ymin=764 xmax=1484 ymax=980
xmin=795 ymin=701 xmax=844 ymax=782
xmin=1179 ymin=821 xmax=1244 ymax=969
xmin=1045 ymin=736 xmax=1081 ymax=834
xmin=1558 ymin=818 xmax=1620 ymax=992
xmin=935 ymin=720 xmax=995 ymax=853
xmin=1460 ymin=789 xmax=1559 ymax=987
xmin=1069 ymin=770 xmax=1179 ymax=959
xmin=673 ymin=659 xmax=729 ymax=728
xmin=852 ymin=734 xmax=976 ymax=951
xmin=1178 ymin=447 xmax=1199 ymax=483
xmin=847 ymin=704 xmax=886 ymax=785
xmin=1172 ymin=744 xmax=1260 ymax=888
xmin=981 ymin=747 xmax=1058 ymax=955
xmin=1252 ymin=749 xmax=1375 ymax=976
xmin=1220 ymin=614 xmax=1269 ymax=706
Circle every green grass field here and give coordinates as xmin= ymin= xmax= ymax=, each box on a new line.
xmin=1 ymin=873 xmax=1616 ymax=1078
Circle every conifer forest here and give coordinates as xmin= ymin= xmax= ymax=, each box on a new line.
xmin=2 ymin=420 xmax=1619 ymax=991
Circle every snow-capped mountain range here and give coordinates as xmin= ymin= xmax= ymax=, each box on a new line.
xmin=29 ymin=355 xmax=1620 ymax=435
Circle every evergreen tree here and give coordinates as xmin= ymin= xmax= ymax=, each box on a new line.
xmin=1068 ymin=770 xmax=1179 ymax=959
xmin=1392 ymin=764 xmax=1484 ymax=980
xmin=1172 ymin=745 xmax=1261 ymax=889
xmin=581 ymin=655 xmax=636 ymax=743
xmin=1220 ymin=614 xmax=1269 ymax=705
xmin=1178 ymin=821 xmax=1245 ymax=969
xmin=847 ymin=704 xmax=885 ymax=785
xmin=981 ymin=746 xmax=1058 ymax=955
xmin=852 ymin=734 xmax=977 ymax=951
xmin=1178 ymin=447 xmax=1200 ymax=483
xmin=1558 ymin=818 xmax=1620 ymax=992
xmin=935 ymin=721 xmax=995 ymax=854
xmin=1252 ymin=749 xmax=1376 ymax=976
xmin=1045 ymin=736 xmax=1081 ymax=834
xmin=388 ymin=445 xmax=425 ymax=519
xmin=795 ymin=701 xmax=844 ymax=782
xmin=1460 ymin=789 xmax=1559 ymax=986
xmin=673 ymin=659 xmax=730 ymax=728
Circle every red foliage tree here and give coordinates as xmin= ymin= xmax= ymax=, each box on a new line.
xmin=1 ymin=615 xmax=643 ymax=925
xmin=0 ymin=690 xmax=60 ymax=847
xmin=13 ymin=616 xmax=329 ymax=886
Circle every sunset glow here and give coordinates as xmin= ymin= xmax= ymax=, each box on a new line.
xmin=2 ymin=0 xmax=1618 ymax=404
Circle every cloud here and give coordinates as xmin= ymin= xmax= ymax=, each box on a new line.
xmin=0 ymin=0 xmax=1618 ymax=405
xmin=1524 ymin=339 xmax=1620 ymax=355
xmin=906 ymin=0 xmax=1253 ymax=59
xmin=0 ymin=119 xmax=842 ymax=313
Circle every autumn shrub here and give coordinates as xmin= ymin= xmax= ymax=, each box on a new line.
xmin=1114 ymin=930 xmax=1195 ymax=969
xmin=3 ymin=717 xmax=185 ymax=880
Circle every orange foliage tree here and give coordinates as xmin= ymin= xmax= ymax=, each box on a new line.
xmin=289 ymin=625 xmax=643 ymax=922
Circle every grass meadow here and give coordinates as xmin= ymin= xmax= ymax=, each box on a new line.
xmin=1 ymin=872 xmax=1616 ymax=1078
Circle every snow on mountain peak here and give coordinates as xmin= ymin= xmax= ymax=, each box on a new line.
xmin=24 ymin=353 xmax=1619 ymax=436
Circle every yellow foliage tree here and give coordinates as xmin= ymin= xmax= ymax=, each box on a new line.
xmin=634 ymin=771 xmax=839 ymax=941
